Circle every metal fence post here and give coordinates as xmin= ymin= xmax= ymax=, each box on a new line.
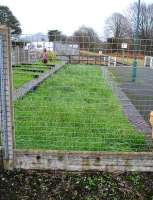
xmin=0 ymin=26 xmax=14 ymax=170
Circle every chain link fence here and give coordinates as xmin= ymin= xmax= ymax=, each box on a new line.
xmin=1 ymin=27 xmax=153 ymax=170
xmin=12 ymin=34 xmax=153 ymax=152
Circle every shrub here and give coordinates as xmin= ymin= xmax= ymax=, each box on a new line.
xmin=48 ymin=51 xmax=56 ymax=62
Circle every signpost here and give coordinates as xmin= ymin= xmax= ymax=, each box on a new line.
xmin=121 ymin=43 xmax=128 ymax=64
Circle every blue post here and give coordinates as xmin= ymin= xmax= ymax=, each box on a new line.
xmin=132 ymin=0 xmax=141 ymax=82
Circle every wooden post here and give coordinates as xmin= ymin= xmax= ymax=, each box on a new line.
xmin=0 ymin=25 xmax=14 ymax=170
xmin=69 ymin=55 xmax=71 ymax=64
xmin=78 ymin=55 xmax=80 ymax=64
xmin=17 ymin=46 xmax=20 ymax=64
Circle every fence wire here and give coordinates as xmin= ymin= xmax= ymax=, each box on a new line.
xmin=6 ymin=34 xmax=153 ymax=152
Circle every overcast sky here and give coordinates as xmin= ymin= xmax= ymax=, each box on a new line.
xmin=0 ymin=0 xmax=152 ymax=35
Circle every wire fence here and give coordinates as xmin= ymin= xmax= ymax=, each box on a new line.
xmin=10 ymin=33 xmax=153 ymax=153
xmin=1 ymin=28 xmax=153 ymax=170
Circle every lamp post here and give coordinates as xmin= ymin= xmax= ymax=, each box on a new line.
xmin=132 ymin=0 xmax=141 ymax=82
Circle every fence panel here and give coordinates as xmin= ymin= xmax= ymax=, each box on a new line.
xmin=1 ymin=32 xmax=153 ymax=170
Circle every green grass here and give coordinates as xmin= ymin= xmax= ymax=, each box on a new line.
xmin=12 ymin=64 xmax=49 ymax=89
xmin=13 ymin=64 xmax=50 ymax=70
xmin=35 ymin=60 xmax=63 ymax=66
xmin=14 ymin=64 xmax=146 ymax=151
xmin=13 ymin=70 xmax=36 ymax=89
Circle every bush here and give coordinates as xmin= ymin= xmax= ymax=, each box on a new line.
xmin=48 ymin=51 xmax=56 ymax=62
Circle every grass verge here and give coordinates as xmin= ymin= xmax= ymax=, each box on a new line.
xmin=14 ymin=64 xmax=146 ymax=151
xmin=12 ymin=64 xmax=49 ymax=89
xmin=13 ymin=70 xmax=37 ymax=89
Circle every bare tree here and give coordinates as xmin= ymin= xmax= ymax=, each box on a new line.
xmin=128 ymin=2 xmax=153 ymax=39
xmin=73 ymin=26 xmax=101 ymax=51
xmin=104 ymin=13 xmax=132 ymax=38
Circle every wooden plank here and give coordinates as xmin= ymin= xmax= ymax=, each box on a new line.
xmin=14 ymin=150 xmax=153 ymax=172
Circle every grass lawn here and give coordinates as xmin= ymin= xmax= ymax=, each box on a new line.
xmin=36 ymin=60 xmax=63 ymax=66
xmin=14 ymin=64 xmax=146 ymax=152
xmin=13 ymin=70 xmax=37 ymax=89
xmin=12 ymin=64 xmax=49 ymax=89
